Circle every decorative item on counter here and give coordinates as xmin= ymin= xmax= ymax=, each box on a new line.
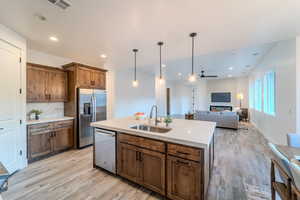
xmin=29 ymin=109 xmax=43 ymax=120
xmin=164 ymin=116 xmax=172 ymax=127
xmin=134 ymin=112 xmax=145 ymax=120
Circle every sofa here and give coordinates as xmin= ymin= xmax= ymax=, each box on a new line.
xmin=195 ymin=110 xmax=239 ymax=129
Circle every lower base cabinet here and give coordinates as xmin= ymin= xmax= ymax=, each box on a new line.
xmin=117 ymin=142 xmax=166 ymax=195
xmin=117 ymin=133 xmax=208 ymax=200
xmin=167 ymin=155 xmax=202 ymax=200
xmin=27 ymin=120 xmax=74 ymax=163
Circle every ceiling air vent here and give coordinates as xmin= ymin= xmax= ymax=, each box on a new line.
xmin=48 ymin=0 xmax=71 ymax=10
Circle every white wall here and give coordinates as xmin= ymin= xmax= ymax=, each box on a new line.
xmin=249 ymin=39 xmax=296 ymax=145
xmin=296 ymin=36 xmax=300 ymax=133
xmin=0 ymin=24 xmax=27 ymax=169
xmin=114 ymin=69 xmax=156 ymax=118
xmin=206 ymin=76 xmax=249 ymax=109
xmin=163 ymin=80 xmax=208 ymax=115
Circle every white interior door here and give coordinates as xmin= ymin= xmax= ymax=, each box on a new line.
xmin=0 ymin=39 xmax=21 ymax=173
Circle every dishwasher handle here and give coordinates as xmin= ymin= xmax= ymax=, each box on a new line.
xmin=95 ymin=129 xmax=116 ymax=136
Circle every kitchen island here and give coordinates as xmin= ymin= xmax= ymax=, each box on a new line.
xmin=91 ymin=117 xmax=216 ymax=200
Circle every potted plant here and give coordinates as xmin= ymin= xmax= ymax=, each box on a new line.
xmin=29 ymin=109 xmax=43 ymax=120
xmin=164 ymin=116 xmax=172 ymax=127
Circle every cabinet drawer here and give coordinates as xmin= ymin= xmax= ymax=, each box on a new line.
xmin=28 ymin=123 xmax=53 ymax=134
xmin=167 ymin=143 xmax=203 ymax=162
xmin=53 ymin=120 xmax=73 ymax=129
xmin=118 ymin=133 xmax=165 ymax=153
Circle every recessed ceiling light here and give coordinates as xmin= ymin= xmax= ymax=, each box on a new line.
xmin=162 ymin=64 xmax=166 ymax=68
xmin=178 ymin=73 xmax=182 ymax=76
xmin=228 ymin=67 xmax=233 ymax=70
xmin=228 ymin=74 xmax=232 ymax=78
xmin=100 ymin=54 xmax=107 ymax=58
xmin=49 ymin=36 xmax=58 ymax=42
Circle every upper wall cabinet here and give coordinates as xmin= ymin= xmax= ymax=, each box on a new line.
xmin=27 ymin=63 xmax=68 ymax=103
xmin=63 ymin=62 xmax=106 ymax=89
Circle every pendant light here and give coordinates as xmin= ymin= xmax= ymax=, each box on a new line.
xmin=188 ymin=32 xmax=197 ymax=82
xmin=157 ymin=41 xmax=164 ymax=84
xmin=132 ymin=49 xmax=139 ymax=87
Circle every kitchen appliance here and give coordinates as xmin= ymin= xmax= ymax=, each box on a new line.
xmin=94 ymin=128 xmax=116 ymax=174
xmin=78 ymin=88 xmax=107 ymax=148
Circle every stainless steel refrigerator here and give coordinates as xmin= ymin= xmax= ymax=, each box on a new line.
xmin=77 ymin=88 xmax=107 ymax=148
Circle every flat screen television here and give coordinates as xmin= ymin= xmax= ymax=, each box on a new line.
xmin=211 ymin=92 xmax=231 ymax=103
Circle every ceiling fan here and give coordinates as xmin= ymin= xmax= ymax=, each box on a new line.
xmin=199 ymin=70 xmax=218 ymax=78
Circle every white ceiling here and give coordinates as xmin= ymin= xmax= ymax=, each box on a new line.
xmin=0 ymin=0 xmax=299 ymax=79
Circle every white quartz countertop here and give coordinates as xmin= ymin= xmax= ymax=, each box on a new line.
xmin=91 ymin=117 xmax=216 ymax=149
xmin=26 ymin=117 xmax=74 ymax=125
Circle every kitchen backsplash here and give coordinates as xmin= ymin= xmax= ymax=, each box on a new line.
xmin=26 ymin=103 xmax=64 ymax=119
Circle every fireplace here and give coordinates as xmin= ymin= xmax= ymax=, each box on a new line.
xmin=210 ymin=105 xmax=233 ymax=112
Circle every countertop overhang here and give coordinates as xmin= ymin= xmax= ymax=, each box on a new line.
xmin=26 ymin=117 xmax=75 ymax=125
xmin=91 ymin=117 xmax=216 ymax=149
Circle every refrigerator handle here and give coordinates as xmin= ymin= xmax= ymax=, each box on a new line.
xmin=93 ymin=95 xmax=97 ymax=122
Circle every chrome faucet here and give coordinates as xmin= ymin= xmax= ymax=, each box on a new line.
xmin=149 ymin=105 xmax=159 ymax=126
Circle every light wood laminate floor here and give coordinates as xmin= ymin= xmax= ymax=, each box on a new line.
xmin=2 ymin=123 xmax=272 ymax=200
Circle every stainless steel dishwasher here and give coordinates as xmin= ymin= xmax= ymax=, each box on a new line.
xmin=94 ymin=128 xmax=116 ymax=174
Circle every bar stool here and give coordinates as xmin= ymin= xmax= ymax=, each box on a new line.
xmin=290 ymin=159 xmax=300 ymax=200
xmin=269 ymin=143 xmax=292 ymax=200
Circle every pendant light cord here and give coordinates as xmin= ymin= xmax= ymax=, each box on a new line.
xmin=133 ymin=49 xmax=138 ymax=81
xmin=158 ymin=42 xmax=163 ymax=79
xmin=190 ymin=32 xmax=197 ymax=76
xmin=192 ymin=36 xmax=194 ymax=75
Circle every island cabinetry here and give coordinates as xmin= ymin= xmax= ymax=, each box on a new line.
xmin=27 ymin=120 xmax=74 ymax=163
xmin=167 ymin=155 xmax=202 ymax=200
xmin=117 ymin=133 xmax=166 ymax=195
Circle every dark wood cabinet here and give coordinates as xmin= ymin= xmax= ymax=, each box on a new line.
xmin=27 ymin=120 xmax=74 ymax=163
xmin=53 ymin=127 xmax=74 ymax=152
xmin=27 ymin=65 xmax=48 ymax=102
xmin=117 ymin=134 xmax=166 ymax=195
xmin=139 ymin=148 xmax=166 ymax=195
xmin=117 ymin=143 xmax=140 ymax=182
xmin=77 ymin=67 xmax=92 ymax=88
xmin=27 ymin=63 xmax=67 ymax=103
xmin=28 ymin=131 xmax=52 ymax=160
xmin=116 ymin=133 xmax=208 ymax=200
xmin=167 ymin=155 xmax=202 ymax=200
xmin=92 ymin=70 xmax=106 ymax=89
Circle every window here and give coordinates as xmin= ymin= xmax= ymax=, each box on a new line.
xmin=249 ymin=82 xmax=255 ymax=108
xmin=263 ymin=71 xmax=275 ymax=115
xmin=254 ymin=79 xmax=262 ymax=111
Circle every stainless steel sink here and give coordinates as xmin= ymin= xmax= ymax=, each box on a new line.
xmin=130 ymin=124 xmax=171 ymax=133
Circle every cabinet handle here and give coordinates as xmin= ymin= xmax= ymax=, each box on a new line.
xmin=176 ymin=151 xmax=190 ymax=155
xmin=136 ymin=151 xmax=139 ymax=161
xmin=0 ymin=128 xmax=4 ymax=131
xmin=139 ymin=152 xmax=143 ymax=162
xmin=176 ymin=160 xmax=190 ymax=166
xmin=49 ymin=94 xmax=51 ymax=100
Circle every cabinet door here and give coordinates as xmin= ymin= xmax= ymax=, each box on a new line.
xmin=28 ymin=131 xmax=52 ymax=161
xmin=47 ymin=70 xmax=67 ymax=102
xmin=27 ymin=66 xmax=48 ymax=102
xmin=167 ymin=156 xmax=202 ymax=200
xmin=77 ymin=68 xmax=92 ymax=88
xmin=53 ymin=127 xmax=73 ymax=152
xmin=117 ymin=143 xmax=140 ymax=182
xmin=92 ymin=70 xmax=106 ymax=89
xmin=140 ymin=148 xmax=166 ymax=195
